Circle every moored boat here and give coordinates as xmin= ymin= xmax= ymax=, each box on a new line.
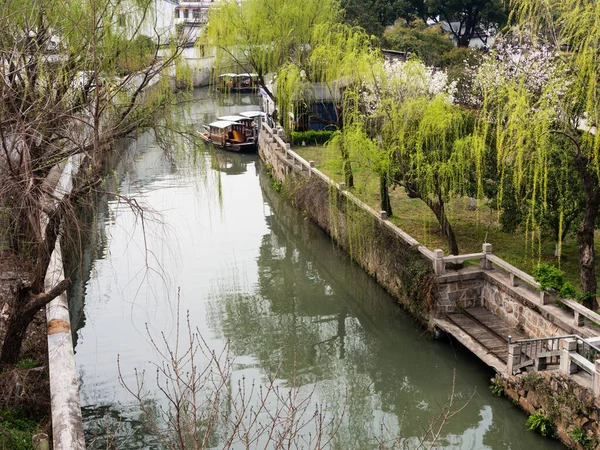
xmin=217 ymin=73 xmax=258 ymax=93
xmin=218 ymin=115 xmax=257 ymax=140
xmin=199 ymin=120 xmax=257 ymax=154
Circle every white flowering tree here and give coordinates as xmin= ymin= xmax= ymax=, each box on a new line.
xmin=475 ymin=12 xmax=600 ymax=307
xmin=331 ymin=59 xmax=474 ymax=256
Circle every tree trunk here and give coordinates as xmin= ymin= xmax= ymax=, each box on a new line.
xmin=426 ymin=193 xmax=460 ymax=256
xmin=575 ymin=155 xmax=600 ymax=309
xmin=406 ymin=184 xmax=460 ymax=257
xmin=577 ymin=190 xmax=600 ymax=309
xmin=0 ymin=278 xmax=71 ymax=365
xmin=380 ymin=173 xmax=392 ymax=216
xmin=339 ymin=136 xmax=353 ymax=188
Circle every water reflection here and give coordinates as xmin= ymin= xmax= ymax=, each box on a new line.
xmin=206 ymin=167 xmax=506 ymax=448
xmin=72 ymin=88 xmax=564 ymax=449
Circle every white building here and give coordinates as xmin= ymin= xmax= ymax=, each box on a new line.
xmin=174 ymin=1 xmax=218 ymax=26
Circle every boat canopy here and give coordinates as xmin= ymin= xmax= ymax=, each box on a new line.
xmin=218 ymin=73 xmax=237 ymax=78
xmin=235 ymin=73 xmax=257 ymax=77
xmin=208 ymin=120 xmax=238 ymax=129
xmin=239 ymin=111 xmax=266 ymax=118
xmin=217 ymin=115 xmax=247 ymax=122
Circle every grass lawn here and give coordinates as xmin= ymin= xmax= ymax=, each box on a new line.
xmin=295 ymin=145 xmax=598 ymax=292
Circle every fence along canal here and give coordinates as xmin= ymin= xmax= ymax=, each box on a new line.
xmin=260 ymin=120 xmax=600 ymax=448
xmin=70 ymin=89 xmax=565 ymax=448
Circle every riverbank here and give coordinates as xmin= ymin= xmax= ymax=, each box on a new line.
xmin=259 ymin=124 xmax=600 ymax=449
xmin=0 ymin=253 xmax=50 ymax=449
xmin=295 ymin=145 xmax=599 ymax=292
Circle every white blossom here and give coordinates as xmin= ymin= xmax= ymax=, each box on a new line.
xmin=470 ymin=31 xmax=570 ymax=109
xmin=360 ymin=59 xmax=457 ymax=115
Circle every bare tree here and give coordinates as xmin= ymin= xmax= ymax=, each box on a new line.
xmin=114 ymin=291 xmax=473 ymax=449
xmin=0 ymin=0 xmax=197 ymax=364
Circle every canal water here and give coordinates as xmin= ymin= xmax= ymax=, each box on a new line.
xmin=71 ymin=88 xmax=564 ymax=449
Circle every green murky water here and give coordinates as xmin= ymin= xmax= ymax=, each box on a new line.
xmin=70 ymin=88 xmax=564 ymax=449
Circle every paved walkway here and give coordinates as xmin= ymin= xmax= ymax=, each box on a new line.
xmin=435 ymin=307 xmax=527 ymax=372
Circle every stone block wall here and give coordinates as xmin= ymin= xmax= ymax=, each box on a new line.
xmin=496 ymin=371 xmax=600 ymax=449
xmin=483 ymin=276 xmax=571 ymax=338
xmin=435 ymin=270 xmax=484 ymax=316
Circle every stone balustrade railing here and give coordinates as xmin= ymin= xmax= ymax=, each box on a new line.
xmin=507 ymin=334 xmax=600 ymax=394
xmin=260 ymin=122 xmax=599 ymax=336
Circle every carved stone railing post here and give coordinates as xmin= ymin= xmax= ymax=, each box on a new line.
xmin=594 ymin=360 xmax=600 ymax=397
xmin=507 ymin=336 xmax=519 ymax=375
xmin=480 ymin=243 xmax=492 ymax=270
xmin=540 ymin=291 xmax=551 ymax=305
xmin=433 ymin=249 xmax=445 ymax=275
xmin=560 ymin=338 xmax=578 ymax=375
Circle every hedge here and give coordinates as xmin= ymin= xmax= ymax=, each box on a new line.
xmin=291 ymin=130 xmax=335 ymax=146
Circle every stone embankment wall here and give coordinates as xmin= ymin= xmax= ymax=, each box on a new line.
xmin=496 ymin=371 xmax=600 ymax=449
xmin=258 ymin=124 xmax=600 ymax=449
xmin=260 ymin=135 xmax=435 ymax=323
xmin=483 ymin=275 xmax=572 ymax=338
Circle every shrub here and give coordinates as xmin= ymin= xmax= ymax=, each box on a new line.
xmin=291 ymin=130 xmax=335 ymax=146
xmin=569 ymin=426 xmax=593 ymax=449
xmin=525 ymin=413 xmax=554 ymax=437
xmin=0 ymin=408 xmax=40 ymax=450
xmin=532 ymin=264 xmax=581 ymax=301
xmin=559 ymin=281 xmax=577 ymax=299
xmin=532 ymin=264 xmax=565 ymax=292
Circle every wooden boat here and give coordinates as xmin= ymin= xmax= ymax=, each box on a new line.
xmin=218 ymin=115 xmax=257 ymax=140
xmin=217 ymin=73 xmax=258 ymax=93
xmin=238 ymin=110 xmax=266 ymax=121
xmin=199 ymin=120 xmax=257 ymax=154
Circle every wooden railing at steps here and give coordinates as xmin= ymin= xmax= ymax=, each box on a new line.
xmin=260 ymin=122 xmax=600 ymax=331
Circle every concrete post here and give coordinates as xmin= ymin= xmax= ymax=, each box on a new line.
xmin=339 ymin=182 xmax=346 ymax=191
xmin=309 ymin=160 xmax=315 ymax=168
xmin=507 ymin=342 xmax=519 ymax=375
xmin=433 ymin=249 xmax=445 ymax=275
xmin=285 ymin=143 xmax=290 ymax=156
xmin=33 ymin=434 xmax=49 ymax=450
xmin=574 ymin=311 xmax=585 ymax=327
xmin=594 ymin=360 xmax=600 ymax=397
xmin=509 ymin=273 xmax=518 ymax=287
xmin=540 ymin=291 xmax=552 ymax=305
xmin=380 ymin=211 xmax=388 ymax=220
xmin=560 ymin=338 xmax=578 ymax=375
xmin=481 ymin=243 xmax=493 ymax=270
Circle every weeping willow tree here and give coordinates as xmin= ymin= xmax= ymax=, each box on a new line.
xmin=328 ymin=59 xmax=474 ymax=255
xmin=206 ymin=0 xmax=380 ymax=186
xmin=276 ymin=22 xmax=381 ymax=186
xmin=477 ymin=1 xmax=600 ymax=308
xmin=0 ymin=0 xmax=193 ymax=364
xmin=205 ymin=0 xmax=343 ymax=101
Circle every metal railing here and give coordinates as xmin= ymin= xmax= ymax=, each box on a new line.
xmin=577 ymin=337 xmax=600 ymax=363
xmin=508 ymin=334 xmax=600 ymax=375
xmin=508 ymin=335 xmax=564 ymax=373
